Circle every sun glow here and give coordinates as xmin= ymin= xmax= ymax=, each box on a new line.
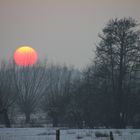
xmin=14 ymin=46 xmax=38 ymax=67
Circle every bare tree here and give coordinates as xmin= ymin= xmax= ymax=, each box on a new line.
xmin=42 ymin=64 xmax=75 ymax=127
xmin=95 ymin=17 xmax=140 ymax=128
xmin=14 ymin=62 xmax=46 ymax=124
xmin=0 ymin=61 xmax=16 ymax=127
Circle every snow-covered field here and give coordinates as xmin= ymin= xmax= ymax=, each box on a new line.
xmin=0 ymin=128 xmax=140 ymax=140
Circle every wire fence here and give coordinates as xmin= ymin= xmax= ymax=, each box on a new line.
xmin=0 ymin=130 xmax=140 ymax=140
xmin=0 ymin=135 xmax=55 ymax=140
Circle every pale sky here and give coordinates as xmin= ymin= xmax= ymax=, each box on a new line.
xmin=0 ymin=0 xmax=140 ymax=69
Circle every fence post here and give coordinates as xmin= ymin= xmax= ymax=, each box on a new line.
xmin=56 ymin=129 xmax=60 ymax=140
xmin=109 ymin=131 xmax=114 ymax=140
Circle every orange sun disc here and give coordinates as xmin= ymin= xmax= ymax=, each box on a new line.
xmin=14 ymin=46 xmax=38 ymax=67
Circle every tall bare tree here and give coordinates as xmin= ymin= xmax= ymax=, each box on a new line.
xmin=95 ymin=17 xmax=140 ymax=128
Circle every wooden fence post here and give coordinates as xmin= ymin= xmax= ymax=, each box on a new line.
xmin=110 ymin=131 xmax=114 ymax=140
xmin=56 ymin=129 xmax=60 ymax=140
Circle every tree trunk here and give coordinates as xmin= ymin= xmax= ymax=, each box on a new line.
xmin=25 ymin=113 xmax=31 ymax=124
xmin=115 ymin=40 xmax=126 ymax=129
xmin=3 ymin=109 xmax=11 ymax=128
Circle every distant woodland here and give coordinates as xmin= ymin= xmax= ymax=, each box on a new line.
xmin=0 ymin=17 xmax=140 ymax=129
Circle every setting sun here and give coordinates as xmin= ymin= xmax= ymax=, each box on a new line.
xmin=14 ymin=46 xmax=38 ymax=67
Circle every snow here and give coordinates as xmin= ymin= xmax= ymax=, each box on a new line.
xmin=0 ymin=128 xmax=140 ymax=140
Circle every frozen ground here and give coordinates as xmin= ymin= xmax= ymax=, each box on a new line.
xmin=0 ymin=128 xmax=140 ymax=140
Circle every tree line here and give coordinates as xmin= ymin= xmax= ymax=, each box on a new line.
xmin=0 ymin=17 xmax=140 ymax=128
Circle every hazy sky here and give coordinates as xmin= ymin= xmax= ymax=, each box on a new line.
xmin=0 ymin=0 xmax=140 ymax=69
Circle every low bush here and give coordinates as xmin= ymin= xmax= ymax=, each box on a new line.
xmin=95 ymin=131 xmax=108 ymax=137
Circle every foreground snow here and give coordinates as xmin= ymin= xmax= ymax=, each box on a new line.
xmin=0 ymin=128 xmax=140 ymax=140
